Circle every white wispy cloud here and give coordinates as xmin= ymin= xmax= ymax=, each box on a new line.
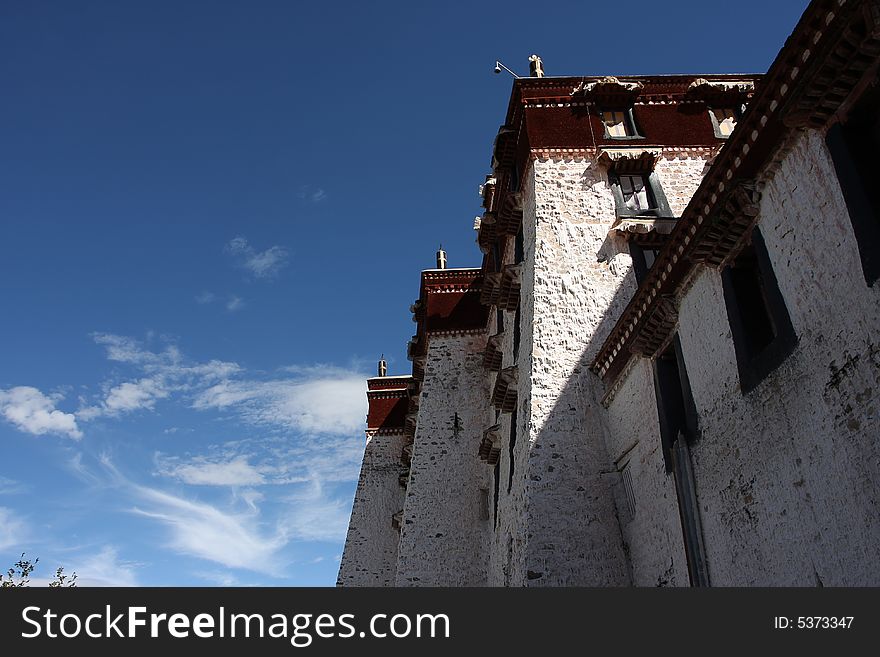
xmin=195 ymin=291 xmax=216 ymax=305
xmin=0 ymin=506 xmax=28 ymax=550
xmin=68 ymin=546 xmax=140 ymax=587
xmin=78 ymin=335 xmax=241 ymax=421
xmin=0 ymin=386 xmax=82 ymax=439
xmin=225 ymin=236 xmax=288 ymax=279
xmin=226 ymin=296 xmax=244 ymax=312
xmin=280 ymin=480 xmax=352 ymax=543
xmin=193 ymin=373 xmax=366 ymax=436
xmin=0 ymin=476 xmax=28 ymax=496
xmin=130 ymin=485 xmax=286 ymax=572
xmin=297 ymin=185 xmax=327 ymax=204
xmin=155 ymin=455 xmax=266 ymax=487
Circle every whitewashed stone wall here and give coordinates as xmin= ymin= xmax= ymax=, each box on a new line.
xmin=671 ymin=128 xmax=880 ymax=585
xmin=603 ymin=359 xmax=690 ymax=586
xmin=514 ymin=156 xmax=634 ymax=585
xmin=395 ymin=333 xmax=492 ymax=586
xmin=654 ymin=152 xmax=715 ymax=217
xmin=337 ymin=431 xmax=407 ymax=586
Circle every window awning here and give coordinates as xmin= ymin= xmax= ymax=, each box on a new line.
xmin=612 ymin=217 xmax=678 ymax=235
xmin=598 ymin=147 xmax=662 ymax=172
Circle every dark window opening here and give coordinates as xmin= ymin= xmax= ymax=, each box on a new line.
xmin=491 ymin=241 xmax=502 ymax=273
xmin=493 ymin=461 xmax=500 ymax=530
xmin=508 ymin=166 xmax=520 ymax=193
xmin=496 ymin=307 xmax=504 ymax=334
xmin=721 ymin=228 xmax=797 ymax=393
xmin=507 ymin=418 xmax=517 ymax=494
xmin=652 ymin=336 xmax=698 ymax=473
xmin=652 ymin=335 xmax=709 ymax=586
xmin=515 ymin=226 xmax=524 ymax=264
xmin=629 ymin=242 xmax=658 ymax=284
xmin=825 ymin=75 xmax=880 ymax=285
xmin=513 ymin=305 xmax=521 ymax=362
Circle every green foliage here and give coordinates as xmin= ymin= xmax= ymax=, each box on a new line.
xmin=1 ymin=553 xmax=77 ymax=588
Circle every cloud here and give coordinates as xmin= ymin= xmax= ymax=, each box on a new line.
xmin=193 ymin=373 xmax=366 ymax=436
xmin=68 ymin=546 xmax=140 ymax=587
xmin=130 ymin=485 xmax=286 ymax=572
xmin=0 ymin=507 xmax=28 ymax=550
xmin=0 ymin=477 xmax=28 ymax=496
xmin=297 ymin=185 xmax=327 ymax=204
xmin=156 ymin=455 xmax=266 ymax=487
xmin=280 ymin=480 xmax=352 ymax=543
xmin=79 ymin=335 xmax=241 ymax=421
xmin=226 ymin=296 xmax=244 ymax=312
xmin=0 ymin=386 xmax=82 ymax=439
xmin=225 ymin=236 xmax=288 ymax=279
xmin=195 ymin=291 xmax=216 ymax=304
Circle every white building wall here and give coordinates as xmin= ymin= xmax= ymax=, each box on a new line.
xmin=671 ymin=128 xmax=880 ymax=585
xmin=337 ymin=431 xmax=407 ymax=586
xmin=395 ymin=333 xmax=492 ymax=586
xmin=603 ymin=358 xmax=690 ymax=586
xmin=515 ymin=156 xmax=634 ymax=585
xmin=654 ymin=151 xmax=714 ymax=217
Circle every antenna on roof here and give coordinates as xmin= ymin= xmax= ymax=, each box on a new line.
xmin=436 ymin=245 xmax=447 ymax=269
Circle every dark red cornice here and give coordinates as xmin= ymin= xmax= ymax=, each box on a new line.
xmin=366 ymin=375 xmax=412 ymax=434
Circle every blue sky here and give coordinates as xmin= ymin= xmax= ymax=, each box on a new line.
xmin=0 ymin=1 xmax=806 ymax=586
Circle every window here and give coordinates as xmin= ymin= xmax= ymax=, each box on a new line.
xmin=652 ymin=336 xmax=697 ymax=472
xmin=610 ymin=172 xmax=673 ymax=218
xmin=709 ymin=108 xmax=738 ymax=138
xmin=651 ymin=335 xmax=709 ymax=587
xmin=620 ymin=174 xmax=655 ymax=213
xmin=507 ymin=418 xmax=517 ymax=494
xmin=515 ymin=226 xmax=524 ymax=264
xmin=825 ymin=75 xmax=880 ymax=285
xmin=629 ymin=242 xmax=658 ymax=284
xmin=601 ymin=108 xmax=640 ymax=139
xmin=513 ymin=305 xmax=521 ymax=361
xmin=721 ymin=227 xmax=797 ymax=393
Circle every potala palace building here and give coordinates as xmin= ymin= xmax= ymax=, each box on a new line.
xmin=339 ymin=0 xmax=880 ymax=586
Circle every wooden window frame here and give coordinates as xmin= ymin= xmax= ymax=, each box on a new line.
xmin=601 ymin=107 xmax=643 ymax=140
xmin=824 ymin=75 xmax=880 ymax=286
xmin=610 ymin=171 xmax=674 ymax=219
xmin=721 ymin=227 xmax=797 ymax=394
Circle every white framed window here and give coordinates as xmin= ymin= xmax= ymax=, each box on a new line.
xmin=603 ymin=110 xmax=630 ymax=137
xmin=710 ymin=108 xmax=738 ymax=137
xmin=619 ymin=174 xmax=655 ymax=213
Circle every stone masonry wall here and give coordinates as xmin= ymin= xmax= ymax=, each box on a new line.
xmin=672 ymin=128 xmax=880 ymax=585
xmin=603 ymin=358 xmax=690 ymax=586
xmin=337 ymin=430 xmax=407 ymax=586
xmin=395 ymin=333 xmax=492 ymax=586
xmin=515 ymin=155 xmax=633 ymax=586
xmin=654 ymin=151 xmax=715 ymax=217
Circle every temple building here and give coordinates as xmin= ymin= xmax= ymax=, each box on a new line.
xmin=338 ymin=0 xmax=880 ymax=586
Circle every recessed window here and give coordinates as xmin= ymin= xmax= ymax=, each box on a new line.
xmin=601 ymin=108 xmax=640 ymax=139
xmin=620 ymin=174 xmax=656 ymax=213
xmin=652 ymin=336 xmax=698 ymax=472
xmin=629 ymin=242 xmax=658 ymax=284
xmin=710 ymin=108 xmax=738 ymax=138
xmin=825 ymin=75 xmax=880 ymax=285
xmin=610 ymin=172 xmax=673 ymax=218
xmin=603 ymin=110 xmax=630 ymax=137
xmin=721 ymin=228 xmax=797 ymax=393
